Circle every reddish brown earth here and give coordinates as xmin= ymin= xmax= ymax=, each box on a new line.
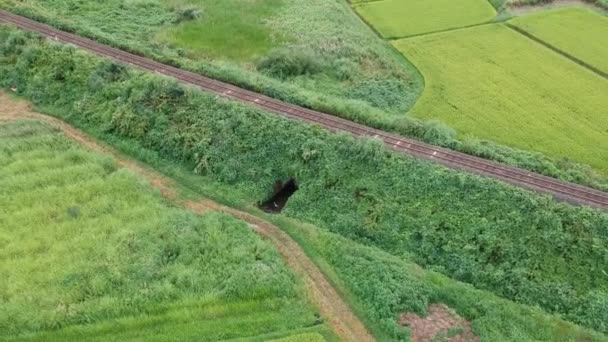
xmin=0 ymin=92 xmax=374 ymax=341
xmin=400 ymin=304 xmax=478 ymax=342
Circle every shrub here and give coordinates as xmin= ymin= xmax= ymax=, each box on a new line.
xmin=257 ymin=48 xmax=325 ymax=79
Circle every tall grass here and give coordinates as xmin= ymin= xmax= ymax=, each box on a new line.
xmin=0 ymin=120 xmax=328 ymax=340
xmin=1 ymin=0 xmax=606 ymax=190
xmin=32 ymin=106 xmax=608 ymax=342
xmin=1 ymin=29 xmax=607 ymax=334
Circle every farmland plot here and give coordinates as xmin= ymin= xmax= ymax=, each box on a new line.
xmin=353 ymin=0 xmax=496 ymax=38
xmin=0 ymin=120 xmax=326 ymax=341
xmin=394 ymin=24 xmax=608 ymax=172
xmin=510 ymin=8 xmax=608 ymax=75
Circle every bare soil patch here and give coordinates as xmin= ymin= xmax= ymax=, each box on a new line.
xmin=400 ymin=304 xmax=478 ymax=342
xmin=0 ymin=92 xmax=374 ymax=341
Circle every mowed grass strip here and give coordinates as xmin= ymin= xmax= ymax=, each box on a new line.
xmin=353 ymin=0 xmax=496 ymax=38
xmin=0 ymin=120 xmax=323 ymax=341
xmin=510 ymin=8 xmax=608 ymax=75
xmin=394 ymin=24 xmax=608 ymax=172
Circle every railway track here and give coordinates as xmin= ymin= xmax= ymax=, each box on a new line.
xmin=1 ymin=9 xmax=607 ymax=209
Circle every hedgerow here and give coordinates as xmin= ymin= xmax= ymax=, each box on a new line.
xmin=1 ymin=27 xmax=608 ymax=334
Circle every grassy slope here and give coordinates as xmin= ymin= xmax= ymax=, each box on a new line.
xmin=394 ymin=24 xmax=608 ymax=172
xmin=510 ymin=7 xmax=608 ymax=74
xmin=20 ymin=100 xmax=607 ymax=342
xmin=2 ymin=30 xmax=608 ymax=335
xmin=353 ymin=0 xmax=496 ymax=38
xmin=0 ymin=120 xmax=329 ymax=341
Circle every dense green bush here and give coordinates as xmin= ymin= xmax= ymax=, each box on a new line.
xmin=1 ymin=28 xmax=607 ymax=334
xmin=257 ymin=49 xmax=325 ymax=80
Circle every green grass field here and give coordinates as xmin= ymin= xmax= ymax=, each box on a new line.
xmin=0 ymin=0 xmax=421 ymax=116
xmin=394 ymin=24 xmax=608 ymax=172
xmin=157 ymin=0 xmax=284 ymax=61
xmin=0 ymin=120 xmax=329 ymax=341
xmin=353 ymin=0 xmax=496 ymax=38
xmin=510 ymin=8 xmax=608 ymax=75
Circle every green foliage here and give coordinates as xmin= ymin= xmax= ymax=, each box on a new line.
xmin=0 ymin=120 xmax=323 ymax=340
xmin=257 ymin=49 xmax=325 ymax=80
xmin=394 ymin=23 xmax=608 ymax=173
xmin=158 ymin=0 xmax=283 ymax=61
xmin=0 ymin=30 xmax=608 ymax=336
xmin=0 ymin=0 xmax=419 ymax=114
xmin=1 ymin=1 xmax=606 ymax=190
xmin=2 ymin=29 xmax=608 ymax=336
xmin=279 ymin=219 xmax=608 ymax=341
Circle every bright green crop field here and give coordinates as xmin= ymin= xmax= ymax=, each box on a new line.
xmin=394 ymin=24 xmax=608 ymax=172
xmin=510 ymin=8 xmax=608 ymax=75
xmin=0 ymin=120 xmax=330 ymax=341
xmin=353 ymin=0 xmax=496 ymax=38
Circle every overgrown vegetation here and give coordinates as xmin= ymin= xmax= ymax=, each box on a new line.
xmin=394 ymin=23 xmax=608 ymax=172
xmin=0 ymin=120 xmax=331 ymax=340
xmin=0 ymin=0 xmax=419 ymax=115
xmin=277 ymin=215 xmax=608 ymax=341
xmin=2 ymin=29 xmax=607 ymax=337
xmin=3 ymin=99 xmax=604 ymax=342
xmin=1 ymin=0 xmax=607 ymax=191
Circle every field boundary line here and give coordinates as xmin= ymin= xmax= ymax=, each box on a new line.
xmin=505 ymin=23 xmax=608 ymax=79
xmin=0 ymin=95 xmax=374 ymax=342
xmin=386 ymin=21 xmax=499 ymax=41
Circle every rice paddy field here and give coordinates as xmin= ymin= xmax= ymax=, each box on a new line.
xmin=393 ymin=23 xmax=608 ymax=172
xmin=352 ymin=0 xmax=496 ymax=38
xmin=510 ymin=8 xmax=608 ymax=74
xmin=0 ymin=119 xmax=330 ymax=341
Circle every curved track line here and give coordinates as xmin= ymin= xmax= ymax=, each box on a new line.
xmin=0 ymin=10 xmax=606 ymax=209
xmin=0 ymin=93 xmax=374 ymax=341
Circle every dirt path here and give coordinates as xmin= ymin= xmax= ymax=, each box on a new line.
xmin=0 ymin=92 xmax=374 ymax=342
xmin=507 ymin=0 xmax=606 ymax=15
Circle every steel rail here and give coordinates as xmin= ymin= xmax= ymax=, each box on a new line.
xmin=1 ymin=10 xmax=606 ymax=208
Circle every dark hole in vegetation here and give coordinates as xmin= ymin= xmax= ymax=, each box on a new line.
xmin=260 ymin=179 xmax=298 ymax=213
xmin=66 ymin=206 xmax=80 ymax=219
